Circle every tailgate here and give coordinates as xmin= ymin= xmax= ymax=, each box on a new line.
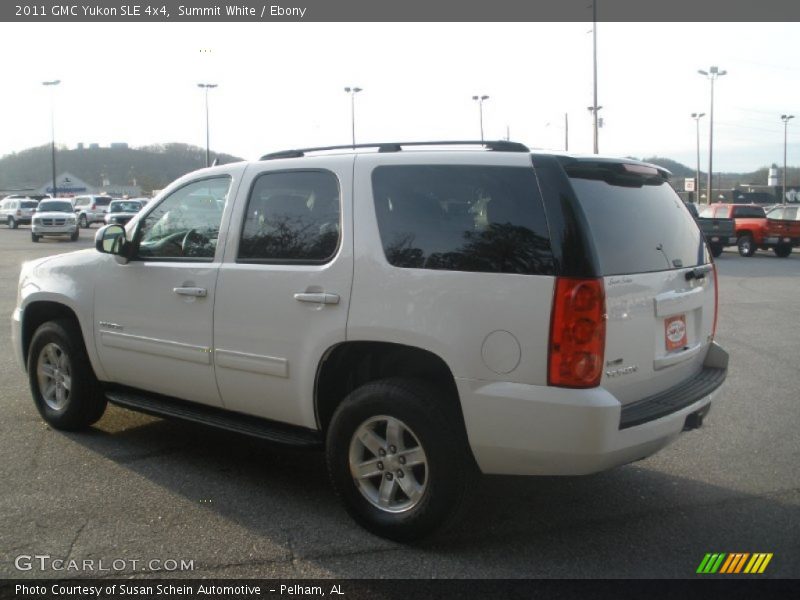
xmin=603 ymin=267 xmax=716 ymax=405
xmin=565 ymin=160 xmax=715 ymax=406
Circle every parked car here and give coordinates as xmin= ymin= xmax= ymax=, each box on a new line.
xmin=764 ymin=205 xmax=800 ymax=257
xmin=72 ymin=195 xmax=112 ymax=228
xmin=699 ymin=203 xmax=768 ymax=257
xmin=685 ymin=202 xmax=735 ymax=257
xmin=1 ymin=197 xmax=41 ymax=228
xmin=12 ymin=142 xmax=728 ymax=540
xmin=30 ymin=199 xmax=79 ymax=242
xmin=104 ymin=199 xmax=144 ymax=226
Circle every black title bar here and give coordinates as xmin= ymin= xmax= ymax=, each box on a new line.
xmin=3 ymin=0 xmax=800 ymax=22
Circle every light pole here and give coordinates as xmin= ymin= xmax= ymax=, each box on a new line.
xmin=698 ymin=66 xmax=726 ymax=206
xmin=472 ymin=95 xmax=489 ymax=143
xmin=197 ymin=83 xmax=217 ymax=167
xmin=587 ymin=106 xmax=602 ymax=153
xmin=691 ymin=112 xmax=706 ymax=203
xmin=42 ymin=80 xmax=60 ymax=197
xmin=344 ymin=87 xmax=362 ymax=147
xmin=781 ymin=114 xmax=794 ymax=205
xmin=590 ymin=0 xmax=600 ymax=154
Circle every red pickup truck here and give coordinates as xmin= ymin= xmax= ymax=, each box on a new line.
xmin=764 ymin=205 xmax=800 ymax=257
xmin=699 ymin=203 xmax=768 ymax=257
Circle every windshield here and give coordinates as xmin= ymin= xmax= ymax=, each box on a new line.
xmin=110 ymin=201 xmax=141 ymax=213
xmin=38 ymin=201 xmax=74 ymax=213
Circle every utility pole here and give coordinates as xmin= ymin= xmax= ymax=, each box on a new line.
xmin=591 ymin=0 xmax=599 ymax=154
xmin=691 ymin=112 xmax=706 ymax=202
xmin=565 ymin=112 xmax=569 ymax=151
xmin=781 ymin=114 xmax=794 ymax=205
xmin=42 ymin=80 xmax=61 ymax=197
xmin=197 ymin=83 xmax=218 ymax=167
xmin=698 ymin=66 xmax=726 ymax=205
xmin=344 ymin=86 xmax=363 ymax=147
xmin=472 ymin=95 xmax=490 ymax=143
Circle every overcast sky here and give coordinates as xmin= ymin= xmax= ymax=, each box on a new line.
xmin=1 ymin=21 xmax=798 ymax=174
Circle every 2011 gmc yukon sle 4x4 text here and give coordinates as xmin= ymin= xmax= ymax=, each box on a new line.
xmin=12 ymin=141 xmax=728 ymax=541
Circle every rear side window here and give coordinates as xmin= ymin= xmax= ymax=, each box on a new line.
xmin=732 ymin=206 xmax=765 ymax=218
xmin=238 ymin=170 xmax=341 ymax=263
xmin=95 ymin=196 xmax=112 ymax=206
xmin=371 ymin=165 xmax=553 ymax=275
xmin=568 ymin=174 xmax=707 ymax=275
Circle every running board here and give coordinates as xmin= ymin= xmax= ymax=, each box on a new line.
xmin=105 ymin=388 xmax=322 ymax=448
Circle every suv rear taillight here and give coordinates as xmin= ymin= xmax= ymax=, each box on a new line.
xmin=16 ymin=209 xmax=22 ymax=216
xmin=90 ymin=203 xmax=96 ymax=210
xmin=712 ymin=263 xmax=719 ymax=339
xmin=548 ymin=277 xmax=606 ymax=388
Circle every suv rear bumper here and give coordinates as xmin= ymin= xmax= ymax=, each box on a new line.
xmin=457 ymin=342 xmax=728 ymax=476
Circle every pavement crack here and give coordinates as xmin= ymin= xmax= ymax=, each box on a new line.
xmin=65 ymin=519 xmax=88 ymax=562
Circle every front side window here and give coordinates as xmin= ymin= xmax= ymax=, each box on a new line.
xmin=238 ymin=170 xmax=341 ymax=263
xmin=371 ymin=165 xmax=553 ymax=275
xmin=136 ymin=177 xmax=231 ymax=260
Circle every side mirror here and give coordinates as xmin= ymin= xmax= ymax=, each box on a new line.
xmin=95 ymin=224 xmax=129 ymax=263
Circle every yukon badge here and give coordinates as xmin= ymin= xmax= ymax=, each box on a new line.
xmin=605 ymin=360 xmax=638 ymax=378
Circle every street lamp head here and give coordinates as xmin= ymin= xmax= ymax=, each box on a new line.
xmin=353 ymin=87 xmax=362 ymax=93
xmin=718 ymin=70 xmax=727 ymax=77
xmin=697 ymin=70 xmax=708 ymax=76
xmin=42 ymin=80 xmax=61 ymax=86
xmin=781 ymin=114 xmax=795 ymax=122
xmin=481 ymin=95 xmax=489 ymax=100
xmin=710 ymin=66 xmax=718 ymax=74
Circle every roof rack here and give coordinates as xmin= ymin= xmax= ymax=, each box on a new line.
xmin=259 ymin=140 xmax=530 ymax=161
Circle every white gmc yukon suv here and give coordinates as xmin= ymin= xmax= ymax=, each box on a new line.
xmin=12 ymin=141 xmax=728 ymax=540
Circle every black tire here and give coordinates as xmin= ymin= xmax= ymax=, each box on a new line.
xmin=774 ymin=244 xmax=792 ymax=258
xmin=737 ymin=234 xmax=756 ymax=257
xmin=9 ymin=216 xmax=17 ymax=229
xmin=70 ymin=229 xmax=79 ymax=242
xmin=326 ymin=378 xmax=475 ymax=542
xmin=27 ymin=319 xmax=107 ymax=430
xmin=31 ymin=233 xmax=39 ymax=243
xmin=79 ymin=214 xmax=89 ymax=229
xmin=710 ymin=243 xmax=723 ymax=258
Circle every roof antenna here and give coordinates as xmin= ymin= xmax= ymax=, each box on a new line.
xmin=211 ymin=157 xmax=219 ymax=167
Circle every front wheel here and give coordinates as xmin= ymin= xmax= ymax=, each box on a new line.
xmin=326 ymin=378 xmax=474 ymax=541
xmin=28 ymin=319 xmax=107 ymax=430
xmin=710 ymin=243 xmax=723 ymax=258
xmin=79 ymin=214 xmax=89 ymax=228
xmin=70 ymin=229 xmax=79 ymax=241
xmin=8 ymin=216 xmax=17 ymax=229
xmin=31 ymin=233 xmax=39 ymax=243
xmin=737 ymin=235 xmax=756 ymax=257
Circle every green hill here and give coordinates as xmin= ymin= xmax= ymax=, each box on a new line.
xmin=0 ymin=143 xmax=243 ymax=194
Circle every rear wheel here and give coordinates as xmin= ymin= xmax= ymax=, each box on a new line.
xmin=737 ymin=234 xmax=756 ymax=257
xmin=774 ymin=244 xmax=792 ymax=258
xmin=79 ymin=214 xmax=89 ymax=228
xmin=8 ymin=216 xmax=16 ymax=229
xmin=326 ymin=378 xmax=474 ymax=541
xmin=70 ymin=229 xmax=79 ymax=242
xmin=27 ymin=319 xmax=107 ymax=430
xmin=31 ymin=233 xmax=39 ymax=243
xmin=709 ymin=243 xmax=723 ymax=258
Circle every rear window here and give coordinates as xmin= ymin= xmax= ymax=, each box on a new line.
xmin=568 ymin=173 xmax=707 ymax=276
xmin=95 ymin=196 xmax=112 ymax=206
xmin=732 ymin=206 xmax=765 ymax=218
xmin=371 ymin=165 xmax=553 ymax=276
xmin=21 ymin=201 xmax=38 ymax=209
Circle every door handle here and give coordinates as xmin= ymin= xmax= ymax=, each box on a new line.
xmin=293 ymin=292 xmax=340 ymax=305
xmin=173 ymin=287 xmax=207 ymax=297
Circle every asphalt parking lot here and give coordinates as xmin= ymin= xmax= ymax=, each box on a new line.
xmin=0 ymin=225 xmax=798 ymax=579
